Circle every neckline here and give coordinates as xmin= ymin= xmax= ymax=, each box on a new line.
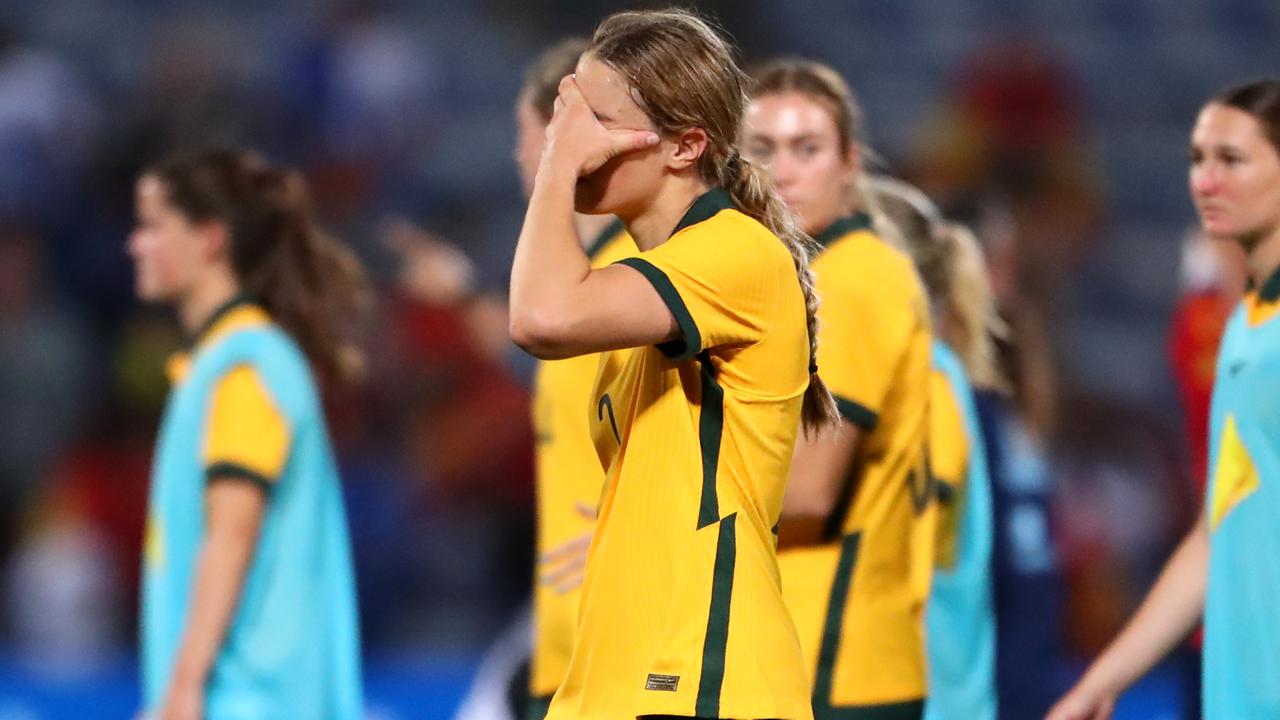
xmin=669 ymin=188 xmax=735 ymax=237
xmin=814 ymin=212 xmax=874 ymax=249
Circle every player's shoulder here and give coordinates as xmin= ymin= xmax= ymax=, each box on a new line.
xmin=593 ymin=229 xmax=635 ymax=267
xmin=816 ymin=229 xmax=925 ymax=310
xmin=674 ymin=206 xmax=793 ymax=275
xmin=817 ymin=227 xmax=914 ymax=278
xmin=199 ymin=319 xmax=312 ymax=401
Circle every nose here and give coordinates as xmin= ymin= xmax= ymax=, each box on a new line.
xmin=126 ymin=229 xmax=144 ymax=258
xmin=770 ymin=152 xmax=799 ymax=189
xmin=1190 ymin=164 xmax=1221 ymax=198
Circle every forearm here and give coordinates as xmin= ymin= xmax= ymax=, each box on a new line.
xmin=778 ymin=425 xmax=859 ymax=547
xmin=169 ymin=516 xmax=261 ymax=690
xmin=1076 ymin=520 xmax=1208 ymax=697
xmin=509 ymin=158 xmax=591 ymax=351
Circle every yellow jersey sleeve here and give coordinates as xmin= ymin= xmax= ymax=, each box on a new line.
xmin=616 ymin=214 xmax=777 ymax=362
xmin=815 ymin=235 xmax=927 ymax=429
xmin=929 ymin=370 xmax=969 ymax=485
xmin=930 ymin=369 xmax=970 ymax=569
xmin=202 ymin=364 xmax=292 ymax=488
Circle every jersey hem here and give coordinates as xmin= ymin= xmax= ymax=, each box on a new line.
xmin=205 ymin=461 xmax=274 ymax=493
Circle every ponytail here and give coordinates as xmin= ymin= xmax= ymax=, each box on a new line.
xmin=148 ymin=149 xmax=370 ymax=387
xmin=587 ymin=11 xmax=838 ymax=432
xmin=937 ymin=223 xmax=1008 ymax=391
xmin=869 ymin=175 xmax=1008 ymax=391
xmin=720 ymin=153 xmax=839 ymax=435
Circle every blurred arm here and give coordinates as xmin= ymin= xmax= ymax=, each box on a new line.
xmin=509 ymin=78 xmax=674 ymax=360
xmin=777 ymin=423 xmax=861 ymax=547
xmin=165 ymin=481 xmax=265 ymax=703
xmin=1047 ymin=513 xmax=1209 ymax=720
xmin=508 ymin=159 xmax=675 ymax=359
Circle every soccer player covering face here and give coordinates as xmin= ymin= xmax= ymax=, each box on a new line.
xmin=1048 ymin=79 xmax=1280 ymax=720
xmin=874 ymin=178 xmax=1001 ymax=720
xmin=516 ymin=37 xmax=636 ymax=720
xmin=743 ymin=61 xmax=934 ymax=718
xmin=508 ymin=9 xmax=838 ymax=720
xmin=130 ymin=149 xmax=365 ymax=719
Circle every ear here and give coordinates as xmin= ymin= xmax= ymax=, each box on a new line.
xmin=843 ymin=141 xmax=861 ymax=173
xmin=667 ymin=126 xmax=709 ymax=172
xmin=197 ymin=220 xmax=232 ymax=264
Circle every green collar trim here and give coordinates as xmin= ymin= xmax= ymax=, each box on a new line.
xmin=814 ymin=212 xmax=874 ymax=249
xmin=671 ymin=188 xmax=735 ymax=237
xmin=585 ymin=218 xmax=626 ymax=260
xmin=187 ymin=293 xmax=255 ymax=348
xmin=1255 ymin=264 xmax=1280 ymax=304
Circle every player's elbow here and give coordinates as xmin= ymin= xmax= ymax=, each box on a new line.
xmin=509 ymin=305 xmax=575 ymax=359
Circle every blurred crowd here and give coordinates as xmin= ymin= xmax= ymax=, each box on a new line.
xmin=0 ymin=2 xmax=1266 ymax=706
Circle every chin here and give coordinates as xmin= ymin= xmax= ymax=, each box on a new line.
xmin=573 ymin=189 xmax=606 ymax=215
xmin=573 ymin=174 xmax=617 ymax=215
xmin=1199 ymin=219 xmax=1237 ymax=241
xmin=134 ymin=278 xmax=172 ymax=303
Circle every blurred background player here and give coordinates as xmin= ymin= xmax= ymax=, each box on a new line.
xmin=517 ymin=36 xmax=633 ymax=720
xmin=398 ymin=38 xmax=636 ymax=720
xmin=1164 ymin=224 xmax=1247 ymax=718
xmin=131 ymin=149 xmax=365 ymax=719
xmin=873 ymin=177 xmax=1001 ymax=720
xmin=742 ymin=59 xmax=933 ymax=718
xmin=1048 ymin=79 xmax=1280 ymax=720
xmin=509 ymin=9 xmax=837 ymax=719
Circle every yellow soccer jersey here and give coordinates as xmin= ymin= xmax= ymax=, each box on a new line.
xmin=167 ymin=300 xmax=292 ymax=489
xmin=929 ymin=367 xmax=968 ymax=570
xmin=151 ymin=300 xmax=291 ymax=573
xmin=530 ymin=219 xmax=633 ymax=706
xmin=545 ymin=189 xmax=814 ymax=720
xmin=777 ymin=214 xmax=933 ymax=714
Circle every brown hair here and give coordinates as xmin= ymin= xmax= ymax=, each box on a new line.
xmin=1214 ymin=79 xmax=1280 ymax=154
xmin=588 ymin=9 xmax=837 ymax=433
xmin=750 ymin=58 xmax=905 ymax=250
xmin=871 ymin=176 xmax=1007 ymax=389
xmin=752 ymin=58 xmax=865 ymax=157
xmin=522 ymin=37 xmax=589 ymax=123
xmin=147 ymin=148 xmax=369 ymax=386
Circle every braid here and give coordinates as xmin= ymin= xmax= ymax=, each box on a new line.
xmin=723 ymin=154 xmax=839 ymax=435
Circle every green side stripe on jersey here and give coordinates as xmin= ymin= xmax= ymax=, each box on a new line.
xmin=934 ymin=478 xmax=958 ymax=505
xmin=525 ymin=694 xmax=552 ymax=720
xmin=615 ymin=258 xmax=702 ymax=362
xmin=834 ymin=394 xmax=879 ymax=430
xmin=695 ymin=512 xmax=737 ymax=718
xmin=696 ymin=351 xmax=724 ymax=529
xmin=813 ymin=531 xmax=861 ymax=713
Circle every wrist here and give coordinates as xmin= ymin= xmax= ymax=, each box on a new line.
xmin=170 ymin=660 xmax=208 ymax=691
xmin=1076 ymin=663 xmax=1122 ymax=701
xmin=538 ymin=153 xmax=581 ymax=184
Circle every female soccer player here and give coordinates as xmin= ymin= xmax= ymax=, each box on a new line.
xmin=874 ymin=178 xmax=1001 ymax=720
xmin=742 ymin=60 xmax=933 ymax=718
xmin=516 ymin=36 xmax=634 ymax=720
xmin=508 ymin=9 xmax=836 ymax=719
xmin=1048 ymin=79 xmax=1280 ymax=720
xmin=131 ymin=149 xmax=365 ymax=719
